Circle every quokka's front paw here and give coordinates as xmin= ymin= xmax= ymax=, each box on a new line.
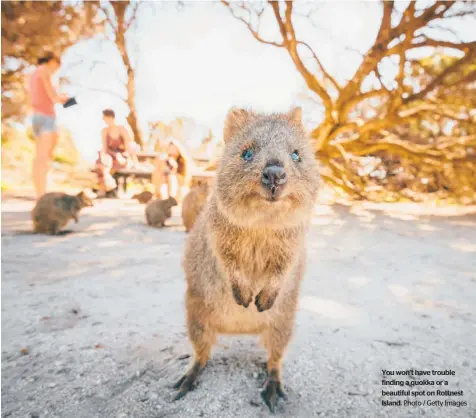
xmin=231 ymin=283 xmax=253 ymax=308
xmin=255 ymin=287 xmax=279 ymax=312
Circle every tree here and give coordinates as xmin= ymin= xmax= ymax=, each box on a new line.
xmin=2 ymin=1 xmax=144 ymax=147
xmin=368 ymin=54 xmax=476 ymax=201
xmin=223 ymin=1 xmax=476 ymax=201
xmin=97 ymin=1 xmax=143 ymax=147
xmin=1 ymin=1 xmax=101 ymax=121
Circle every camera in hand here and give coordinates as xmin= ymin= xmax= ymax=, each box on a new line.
xmin=63 ymin=97 xmax=77 ymax=108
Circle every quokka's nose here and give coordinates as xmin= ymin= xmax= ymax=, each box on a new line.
xmin=261 ymin=165 xmax=287 ymax=189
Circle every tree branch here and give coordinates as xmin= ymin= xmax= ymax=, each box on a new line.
xmin=387 ymin=38 xmax=476 ymax=56
xmin=338 ymin=133 xmax=475 ymax=162
xmin=66 ymin=82 xmax=126 ymax=102
xmin=99 ymin=4 xmax=117 ymax=32
xmin=125 ymin=1 xmax=140 ymax=32
xmin=297 ymin=41 xmax=341 ymax=92
xmin=221 ymin=1 xmax=284 ymax=47
xmin=269 ymin=0 xmax=334 ymax=114
xmin=269 ymin=1 xmax=288 ymax=41
xmin=337 ymin=1 xmax=395 ymax=108
xmin=374 ymin=65 xmax=390 ymax=92
xmin=340 ymin=88 xmax=388 ymax=119
xmin=403 ymin=51 xmax=475 ymax=104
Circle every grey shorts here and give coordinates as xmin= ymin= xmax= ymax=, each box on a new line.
xmin=32 ymin=113 xmax=57 ymax=137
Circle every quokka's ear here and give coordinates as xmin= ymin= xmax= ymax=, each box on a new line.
xmin=286 ymin=107 xmax=302 ymax=125
xmin=223 ymin=108 xmax=258 ymax=142
xmin=76 ymin=191 xmax=85 ymax=198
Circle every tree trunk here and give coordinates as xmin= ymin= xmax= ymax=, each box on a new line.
xmin=116 ymin=38 xmax=143 ymax=147
xmin=125 ymin=67 xmax=142 ymax=148
xmin=126 ymin=105 xmax=142 ymax=147
xmin=110 ymin=1 xmax=143 ymax=148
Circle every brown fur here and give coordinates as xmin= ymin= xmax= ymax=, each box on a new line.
xmin=145 ymin=196 xmax=178 ymax=228
xmin=175 ymin=107 xmax=319 ymax=411
xmin=181 ymin=183 xmax=209 ymax=233
xmin=32 ymin=191 xmax=94 ymax=235
xmin=132 ymin=190 xmax=153 ymax=204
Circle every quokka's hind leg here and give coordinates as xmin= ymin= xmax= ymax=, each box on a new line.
xmin=173 ymin=291 xmax=216 ymax=401
xmin=33 ymin=221 xmax=40 ymax=234
xmin=48 ymin=221 xmax=59 ymax=235
xmin=260 ymin=320 xmax=294 ymax=413
xmin=56 ymin=230 xmax=74 ymax=236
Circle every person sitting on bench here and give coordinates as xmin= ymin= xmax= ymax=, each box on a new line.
xmin=93 ymin=109 xmax=138 ymax=196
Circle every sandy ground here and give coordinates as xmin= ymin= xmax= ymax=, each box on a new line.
xmin=1 ymin=197 xmax=476 ymax=418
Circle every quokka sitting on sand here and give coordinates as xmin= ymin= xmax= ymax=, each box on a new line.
xmin=174 ymin=107 xmax=319 ymax=412
xmin=181 ymin=183 xmax=209 ymax=233
xmin=145 ymin=196 xmax=178 ymax=228
xmin=32 ymin=191 xmax=94 ymax=235
xmin=132 ymin=190 xmax=153 ymax=204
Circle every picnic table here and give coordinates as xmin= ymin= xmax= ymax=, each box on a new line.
xmin=194 ymin=157 xmax=211 ymax=169
xmin=103 ymin=151 xmax=157 ymax=193
xmin=110 ymin=152 xmax=215 ymax=193
xmin=136 ymin=151 xmax=161 ymax=160
xmin=113 ymin=167 xmax=154 ymax=193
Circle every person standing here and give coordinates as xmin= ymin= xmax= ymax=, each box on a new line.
xmin=29 ymin=53 xmax=69 ymax=199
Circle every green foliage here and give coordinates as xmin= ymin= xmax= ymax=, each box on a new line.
xmin=1 ymin=127 xmax=35 ymax=156
xmin=1 ymin=1 xmax=103 ymax=121
xmin=1 ymin=125 xmax=80 ymax=167
xmin=54 ymin=128 xmax=81 ymax=166
xmin=25 ymin=126 xmax=35 ymax=142
xmin=53 ymin=154 xmax=76 ymax=165
xmin=1 ymin=181 xmax=10 ymax=192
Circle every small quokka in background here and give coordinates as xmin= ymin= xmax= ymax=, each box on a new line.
xmin=181 ymin=183 xmax=209 ymax=233
xmin=132 ymin=190 xmax=153 ymax=204
xmin=145 ymin=196 xmax=178 ymax=228
xmin=174 ymin=107 xmax=319 ymax=412
xmin=32 ymin=191 xmax=94 ymax=235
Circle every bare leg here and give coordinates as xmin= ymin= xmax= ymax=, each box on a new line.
xmin=152 ymin=171 xmax=169 ymax=199
xmin=168 ymin=174 xmax=179 ymax=199
xmin=48 ymin=131 xmax=59 ymax=159
xmin=152 ymin=158 xmax=168 ymax=198
xmin=95 ymin=163 xmax=107 ymax=192
xmin=32 ymin=131 xmax=56 ymax=199
xmin=104 ymin=171 xmax=117 ymax=192
xmin=173 ymin=291 xmax=215 ymax=400
xmin=179 ymin=176 xmax=189 ymax=202
xmin=95 ymin=153 xmax=115 ymax=194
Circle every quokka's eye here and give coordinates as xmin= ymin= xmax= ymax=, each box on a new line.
xmin=241 ymin=148 xmax=254 ymax=161
xmin=291 ymin=150 xmax=301 ymax=162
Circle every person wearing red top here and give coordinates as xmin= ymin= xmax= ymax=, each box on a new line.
xmin=93 ymin=109 xmax=139 ymax=196
xmin=29 ymin=53 xmax=69 ymax=199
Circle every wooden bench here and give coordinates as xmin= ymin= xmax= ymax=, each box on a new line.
xmin=91 ymin=153 xmax=216 ymax=194
xmin=136 ymin=151 xmax=161 ymax=161
xmin=113 ymin=168 xmax=154 ymax=193
xmin=92 ymin=167 xmax=214 ymax=193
